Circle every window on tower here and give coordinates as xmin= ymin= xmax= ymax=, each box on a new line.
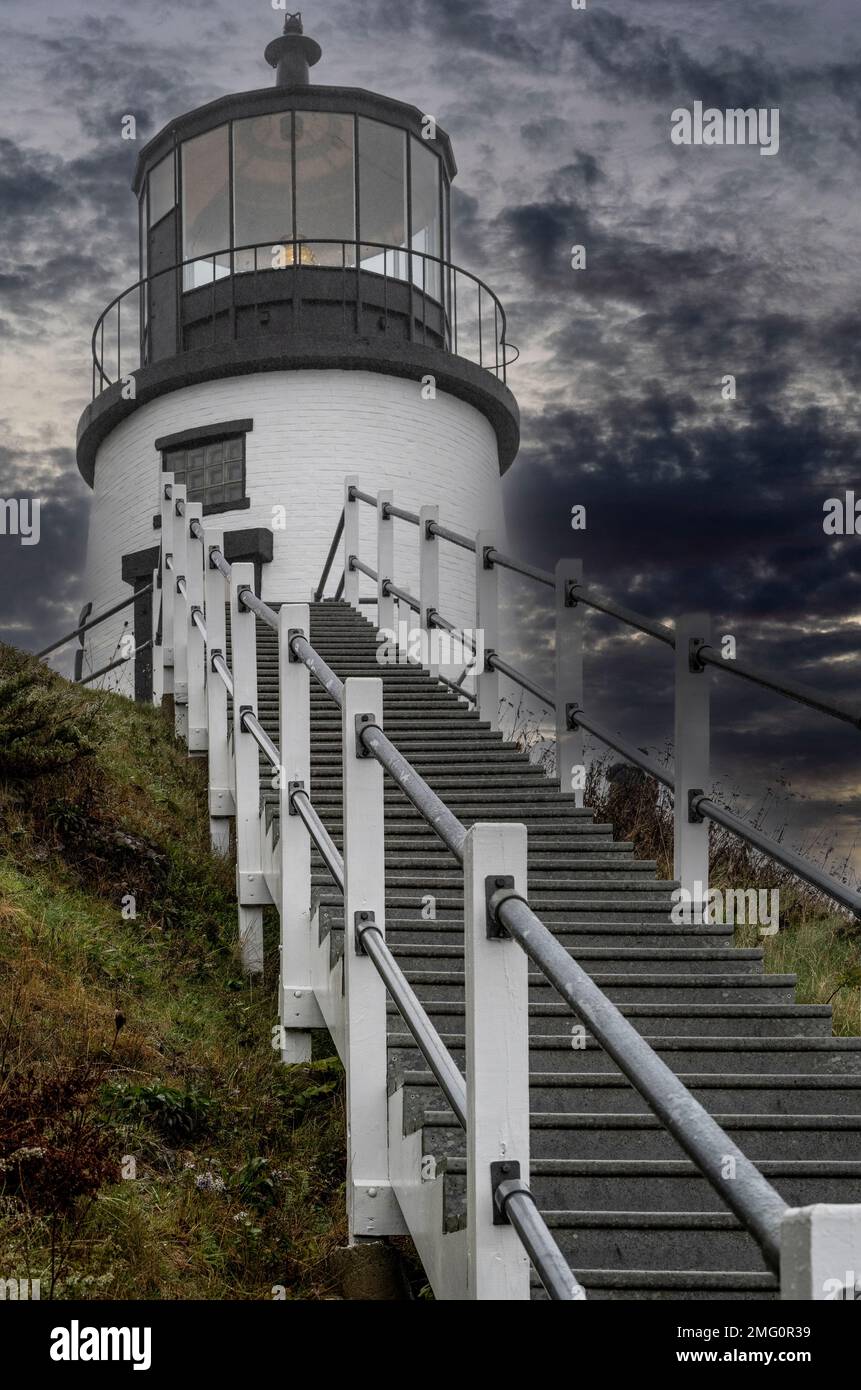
xmin=157 ymin=422 xmax=252 ymax=515
xmin=410 ymin=136 xmax=442 ymax=301
xmin=182 ymin=126 xmax=230 ymax=290
xmin=358 ymin=117 xmax=408 ymax=280
xmin=293 ymin=111 xmax=356 ymax=266
xmin=233 ymin=114 xmax=294 ymax=272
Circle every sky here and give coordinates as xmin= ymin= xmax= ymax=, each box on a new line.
xmin=0 ymin=0 xmax=859 ymax=879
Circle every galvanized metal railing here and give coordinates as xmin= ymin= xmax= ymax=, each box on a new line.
xmin=324 ymin=477 xmax=861 ymax=922
xmin=157 ymin=479 xmax=581 ymax=1300
xmin=144 ymin=468 xmax=861 ymax=1299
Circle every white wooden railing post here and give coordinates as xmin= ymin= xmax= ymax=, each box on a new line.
xmin=277 ymin=603 xmax=324 ymax=1061
xmin=674 ymin=612 xmax=711 ymax=924
xmin=229 ymin=562 xmax=268 ymax=975
xmin=377 ymin=489 xmax=394 ymax=636
xmin=781 ymin=1204 xmax=861 ymax=1299
xmin=185 ymin=502 xmax=207 ymax=755
xmin=342 ymin=676 xmax=401 ymax=1239
xmin=475 ymin=530 xmax=499 ymax=726
xmin=159 ymin=476 xmax=175 ymax=703
xmin=344 ymin=474 xmax=359 ymax=609
xmin=463 ymin=822 xmax=531 ymax=1299
xmin=152 ymin=561 xmax=163 ymax=706
xmin=203 ymin=525 xmax=233 ymax=856
xmin=555 ymin=559 xmax=584 ymax=807
xmin=171 ymin=483 xmax=189 ymax=741
xmin=419 ymin=504 xmax=440 ymax=678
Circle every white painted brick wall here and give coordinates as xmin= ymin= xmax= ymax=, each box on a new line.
xmin=83 ymin=369 xmax=507 ymax=695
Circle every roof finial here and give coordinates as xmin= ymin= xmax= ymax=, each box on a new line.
xmin=264 ymin=12 xmax=322 ymax=89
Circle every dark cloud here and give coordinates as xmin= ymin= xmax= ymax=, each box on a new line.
xmin=0 ymin=0 xmax=858 ymax=867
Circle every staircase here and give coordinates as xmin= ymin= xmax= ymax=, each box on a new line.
xmin=252 ymin=599 xmax=861 ymax=1300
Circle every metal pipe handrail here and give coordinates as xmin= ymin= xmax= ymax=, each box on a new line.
xmin=436 ymin=673 xmax=477 ymax=704
xmin=486 ymin=651 xmax=554 ymax=709
xmin=285 ymin=630 xmax=791 ymax=1275
xmin=164 ymin=555 xmax=174 ymax=571
xmin=350 ymin=556 xmax=378 ymax=583
xmin=692 ymin=792 xmax=861 ymax=919
xmin=288 ymin=788 xmax=468 ymax=1127
xmin=570 ymin=707 xmax=674 ymax=791
xmin=696 ymin=644 xmax=861 ymax=730
xmin=358 ymin=721 xmax=468 ymax=863
xmin=209 ymin=547 xmax=232 ymax=581
xmin=288 ymin=633 xmax=346 ymax=708
xmin=177 ymin=576 xmax=187 ymax=599
xmin=568 ymin=580 xmax=676 ymax=647
xmin=240 ymin=709 xmax=281 ymax=772
xmin=485 ymin=548 xmax=554 ymax=590
xmin=334 ymin=572 xmax=345 ymax=602
xmin=191 ymin=607 xmax=207 ymax=643
xmin=494 ymin=1183 xmax=584 ymax=1301
xmin=211 ymin=651 xmax=234 ymax=698
xmin=238 ymin=587 xmax=280 ymax=632
xmin=348 ymin=486 xmax=378 ymax=508
xmin=79 ymin=639 xmax=153 ymax=686
xmin=37 ymin=586 xmax=151 ymax=658
xmin=427 ymin=609 xmax=479 ymax=657
xmin=383 ymin=502 xmax=420 ymax=526
xmin=357 ymin=919 xmax=469 ymax=1129
xmin=314 ymin=508 xmax=345 ymax=601
xmin=491 ymin=891 xmax=788 ymax=1272
xmin=290 ymin=784 xmax=572 ymax=1300
xmin=383 ymin=579 xmax=420 ymax=613
xmin=290 ymin=787 xmax=345 ymax=891
xmin=189 ymin=518 xmax=204 ymax=541
xmin=426 ymin=520 xmax=476 ymax=553
xmin=574 ymin=706 xmax=859 ymax=911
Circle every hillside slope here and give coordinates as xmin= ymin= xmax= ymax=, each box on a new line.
xmin=0 ymin=644 xmax=345 ymax=1300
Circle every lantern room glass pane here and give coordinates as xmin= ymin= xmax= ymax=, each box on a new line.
xmin=410 ymin=137 xmax=441 ymax=299
xmin=294 ymin=111 xmax=356 ymax=266
xmin=182 ymin=126 xmax=230 ymax=289
xmin=149 ymin=152 xmax=175 ymax=226
xmin=358 ymin=117 xmax=408 ymax=278
xmin=233 ymin=114 xmax=294 ymax=273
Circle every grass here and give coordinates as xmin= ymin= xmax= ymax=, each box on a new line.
xmin=0 ymin=642 xmax=347 ymax=1300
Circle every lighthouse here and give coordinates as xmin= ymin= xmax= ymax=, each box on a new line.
xmin=75 ymin=13 xmax=519 ymax=699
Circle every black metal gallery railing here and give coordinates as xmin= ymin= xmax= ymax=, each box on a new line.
xmin=90 ymin=239 xmax=517 ymax=399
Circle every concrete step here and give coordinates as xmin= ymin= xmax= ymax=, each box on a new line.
xmin=384 ymin=945 xmax=764 ymax=975
xmin=311 ymin=854 xmax=645 ymax=877
xmin=381 ymin=920 xmax=735 ymax=949
xmin=387 ymin=1001 xmax=833 ymax=1038
xmin=439 ymin=1157 xmax=861 ymax=1212
xmin=311 ymin=874 xmax=676 ymax=899
xmin=536 ymin=1268 xmax=778 ymax=1300
xmin=396 ymin=1068 xmax=861 ymax=1115
xmin=418 ymin=1112 xmax=861 ymax=1163
xmin=392 ymin=1033 xmax=861 ymax=1072
xmin=315 ymin=893 xmax=681 ymax=922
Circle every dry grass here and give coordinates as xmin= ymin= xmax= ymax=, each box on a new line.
xmin=0 ymin=644 xmax=347 ymax=1300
